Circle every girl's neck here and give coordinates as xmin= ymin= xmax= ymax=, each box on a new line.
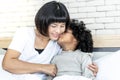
xmin=62 ymin=44 xmax=76 ymax=51
xmin=61 ymin=41 xmax=78 ymax=51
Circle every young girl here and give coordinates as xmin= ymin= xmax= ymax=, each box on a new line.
xmin=51 ymin=19 xmax=95 ymax=80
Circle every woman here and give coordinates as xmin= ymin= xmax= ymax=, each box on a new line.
xmin=2 ymin=1 xmax=70 ymax=80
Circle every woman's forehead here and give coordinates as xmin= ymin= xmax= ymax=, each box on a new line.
xmin=51 ymin=22 xmax=65 ymax=25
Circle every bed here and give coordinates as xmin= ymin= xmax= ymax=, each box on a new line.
xmin=0 ymin=35 xmax=120 ymax=80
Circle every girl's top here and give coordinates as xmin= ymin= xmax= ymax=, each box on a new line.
xmin=8 ymin=27 xmax=61 ymax=80
xmin=51 ymin=50 xmax=95 ymax=79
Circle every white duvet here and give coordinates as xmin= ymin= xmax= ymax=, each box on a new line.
xmin=1 ymin=50 xmax=120 ymax=80
xmin=94 ymin=50 xmax=120 ymax=80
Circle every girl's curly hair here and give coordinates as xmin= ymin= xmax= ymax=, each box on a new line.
xmin=69 ymin=19 xmax=93 ymax=53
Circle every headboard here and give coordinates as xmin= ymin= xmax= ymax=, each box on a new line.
xmin=93 ymin=35 xmax=120 ymax=47
xmin=93 ymin=35 xmax=120 ymax=52
xmin=0 ymin=37 xmax=12 ymax=48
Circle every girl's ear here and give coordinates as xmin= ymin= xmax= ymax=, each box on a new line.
xmin=73 ymin=38 xmax=78 ymax=43
xmin=73 ymin=38 xmax=78 ymax=47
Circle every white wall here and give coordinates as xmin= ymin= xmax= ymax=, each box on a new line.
xmin=0 ymin=0 xmax=120 ymax=37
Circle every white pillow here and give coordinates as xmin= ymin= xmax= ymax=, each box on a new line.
xmin=94 ymin=50 xmax=120 ymax=80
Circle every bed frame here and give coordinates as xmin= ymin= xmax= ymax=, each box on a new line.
xmin=0 ymin=35 xmax=120 ymax=50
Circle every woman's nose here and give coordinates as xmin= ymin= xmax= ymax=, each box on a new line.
xmin=56 ymin=27 xmax=61 ymax=34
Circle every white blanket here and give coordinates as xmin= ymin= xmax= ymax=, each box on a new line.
xmin=53 ymin=75 xmax=91 ymax=80
xmin=1 ymin=50 xmax=120 ymax=80
xmin=94 ymin=50 xmax=120 ymax=80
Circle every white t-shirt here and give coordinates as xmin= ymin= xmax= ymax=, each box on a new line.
xmin=8 ymin=27 xmax=61 ymax=80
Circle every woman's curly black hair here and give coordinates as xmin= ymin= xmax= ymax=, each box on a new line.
xmin=69 ymin=19 xmax=93 ymax=53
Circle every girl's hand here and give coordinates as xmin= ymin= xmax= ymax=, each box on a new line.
xmin=88 ymin=63 xmax=98 ymax=76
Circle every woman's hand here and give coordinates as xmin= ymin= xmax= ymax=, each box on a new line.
xmin=41 ymin=64 xmax=57 ymax=77
xmin=88 ymin=63 xmax=98 ymax=76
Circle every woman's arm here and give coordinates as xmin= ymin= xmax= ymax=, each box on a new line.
xmin=2 ymin=49 xmax=57 ymax=76
xmin=82 ymin=54 xmax=95 ymax=79
xmin=88 ymin=63 xmax=98 ymax=76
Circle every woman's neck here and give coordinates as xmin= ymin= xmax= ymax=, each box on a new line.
xmin=34 ymin=29 xmax=50 ymax=49
xmin=35 ymin=29 xmax=50 ymax=41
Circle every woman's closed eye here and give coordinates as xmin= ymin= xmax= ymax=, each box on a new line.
xmin=60 ymin=25 xmax=65 ymax=28
xmin=51 ymin=24 xmax=57 ymax=28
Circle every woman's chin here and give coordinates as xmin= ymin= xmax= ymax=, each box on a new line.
xmin=50 ymin=37 xmax=59 ymax=41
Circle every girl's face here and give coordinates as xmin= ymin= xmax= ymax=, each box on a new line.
xmin=58 ymin=29 xmax=76 ymax=45
xmin=48 ymin=22 xmax=66 ymax=40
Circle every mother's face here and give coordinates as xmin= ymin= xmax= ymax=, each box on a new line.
xmin=48 ymin=22 xmax=66 ymax=40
